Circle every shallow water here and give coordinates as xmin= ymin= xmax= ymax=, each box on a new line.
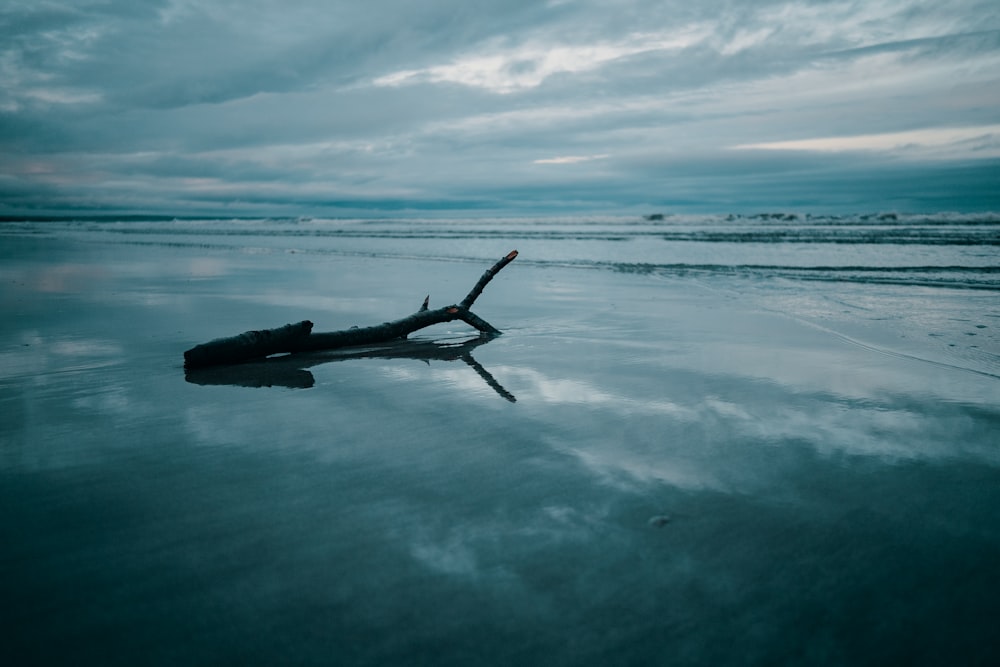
xmin=1 ymin=220 xmax=999 ymax=665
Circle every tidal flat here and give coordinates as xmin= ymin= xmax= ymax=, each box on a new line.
xmin=2 ymin=220 xmax=998 ymax=666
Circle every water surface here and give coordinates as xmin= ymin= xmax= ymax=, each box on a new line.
xmin=1 ymin=217 xmax=998 ymax=665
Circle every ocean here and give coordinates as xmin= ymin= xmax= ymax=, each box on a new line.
xmin=1 ymin=213 xmax=998 ymax=665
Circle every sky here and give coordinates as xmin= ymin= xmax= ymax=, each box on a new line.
xmin=1 ymin=0 xmax=999 ymax=217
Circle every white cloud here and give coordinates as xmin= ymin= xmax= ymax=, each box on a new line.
xmin=533 ymin=154 xmax=609 ymax=164
xmin=373 ymin=27 xmax=711 ymax=93
xmin=22 ymin=88 xmax=103 ymax=106
xmin=733 ymin=124 xmax=1000 ymax=159
xmin=718 ymin=27 xmax=776 ymax=56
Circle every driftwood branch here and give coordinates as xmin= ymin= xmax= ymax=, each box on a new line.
xmin=182 ymin=320 xmax=314 ymax=369
xmin=460 ymin=249 xmax=518 ymax=309
xmin=184 ymin=250 xmax=518 ymax=369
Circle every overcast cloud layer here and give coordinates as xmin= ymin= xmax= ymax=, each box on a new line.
xmin=2 ymin=0 xmax=999 ymax=216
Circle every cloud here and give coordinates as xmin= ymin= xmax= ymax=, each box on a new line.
xmin=533 ymin=154 xmax=609 ymax=165
xmin=734 ymin=124 xmax=1000 ymax=159
xmin=1 ymin=0 xmax=999 ymax=215
xmin=372 ymin=27 xmax=711 ymax=93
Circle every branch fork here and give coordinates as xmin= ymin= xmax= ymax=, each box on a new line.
xmin=184 ymin=250 xmax=518 ymax=369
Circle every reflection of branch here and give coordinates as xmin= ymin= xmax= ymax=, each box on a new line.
xmin=184 ymin=336 xmax=516 ymax=401
xmin=185 ymin=363 xmax=316 ymax=389
xmin=461 ymin=353 xmax=516 ymax=403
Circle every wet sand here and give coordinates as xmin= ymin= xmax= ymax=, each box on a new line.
xmin=2 ymin=229 xmax=999 ymax=665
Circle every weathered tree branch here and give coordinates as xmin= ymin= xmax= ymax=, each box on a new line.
xmin=460 ymin=249 xmax=518 ymax=309
xmin=182 ymin=320 xmax=314 ymax=369
xmin=183 ymin=250 xmax=518 ymax=369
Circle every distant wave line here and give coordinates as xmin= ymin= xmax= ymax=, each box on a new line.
xmin=606 ymin=262 xmax=1000 ymax=273
xmin=56 ymin=225 xmax=1000 ymax=245
xmin=605 ymin=262 xmax=999 ymax=290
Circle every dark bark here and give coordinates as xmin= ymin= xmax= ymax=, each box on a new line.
xmin=183 ymin=250 xmax=517 ymax=369
xmin=183 ymin=320 xmax=314 ymax=369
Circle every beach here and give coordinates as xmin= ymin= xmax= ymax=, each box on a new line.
xmin=2 ymin=217 xmax=999 ymax=665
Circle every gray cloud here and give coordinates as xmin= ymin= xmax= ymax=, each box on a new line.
xmin=1 ymin=0 xmax=998 ymax=215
